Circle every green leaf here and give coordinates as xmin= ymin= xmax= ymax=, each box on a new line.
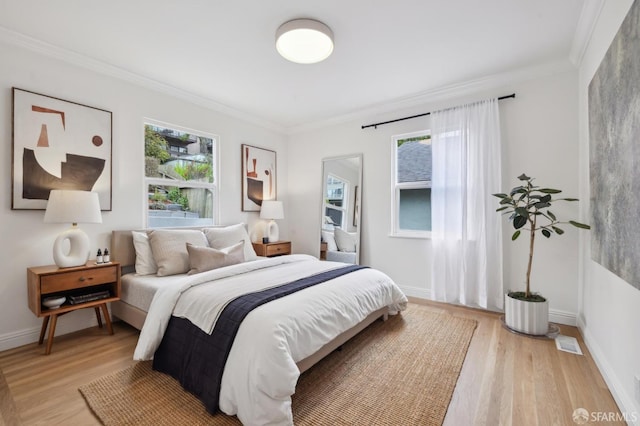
xmin=493 ymin=193 xmax=509 ymax=199
xmin=496 ymin=206 xmax=509 ymax=212
xmin=559 ymin=198 xmax=579 ymax=202
xmin=534 ymin=202 xmax=551 ymax=209
xmin=569 ymin=220 xmax=591 ymax=229
xmin=517 ymin=174 xmax=530 ymax=181
xmin=547 ymin=210 xmax=556 ymax=221
xmin=513 ymin=216 xmax=527 ymax=229
xmin=512 ymin=230 xmax=521 ymax=240
xmin=510 ymin=187 xmax=526 ymax=196
xmin=500 ymin=198 xmax=512 ymax=205
xmin=552 ymin=226 xmax=564 ymax=235
xmin=539 ymin=188 xmax=562 ymax=194
xmin=540 ymin=194 xmax=552 ymax=203
xmin=542 ymin=229 xmax=551 ymax=238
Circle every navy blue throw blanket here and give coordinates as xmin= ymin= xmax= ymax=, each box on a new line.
xmin=153 ymin=264 xmax=368 ymax=414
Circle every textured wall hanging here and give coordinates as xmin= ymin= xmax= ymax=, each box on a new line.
xmin=588 ymin=0 xmax=640 ymax=290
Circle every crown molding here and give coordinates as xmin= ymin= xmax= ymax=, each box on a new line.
xmin=569 ymin=0 xmax=605 ymax=67
xmin=0 ymin=24 xmax=579 ymax=137
xmin=0 ymin=26 xmax=286 ymax=135
xmin=288 ymin=58 xmax=575 ymax=135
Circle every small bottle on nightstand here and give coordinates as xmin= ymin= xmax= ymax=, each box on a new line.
xmin=103 ymin=248 xmax=110 ymax=263
xmin=96 ymin=249 xmax=103 ymax=264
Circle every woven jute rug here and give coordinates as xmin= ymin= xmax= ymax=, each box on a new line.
xmin=79 ymin=304 xmax=477 ymax=425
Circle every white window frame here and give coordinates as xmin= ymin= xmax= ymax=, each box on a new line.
xmin=143 ymin=119 xmax=219 ymax=228
xmin=390 ymin=130 xmax=432 ymax=239
xmin=324 ymin=173 xmax=349 ymax=229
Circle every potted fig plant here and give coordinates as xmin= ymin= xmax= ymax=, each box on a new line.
xmin=493 ymin=174 xmax=590 ymax=335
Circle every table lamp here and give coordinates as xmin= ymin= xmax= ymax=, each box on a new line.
xmin=260 ymin=200 xmax=284 ymax=243
xmin=44 ymin=190 xmax=102 ymax=268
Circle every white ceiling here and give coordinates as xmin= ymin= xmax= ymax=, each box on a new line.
xmin=0 ymin=0 xmax=587 ymax=131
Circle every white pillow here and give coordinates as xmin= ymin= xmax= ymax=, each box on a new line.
xmin=334 ymin=228 xmax=356 ymax=253
xmin=321 ymin=230 xmax=338 ymax=251
xmin=131 ymin=231 xmax=157 ymax=275
xmin=148 ymin=229 xmax=209 ymax=276
xmin=204 ymin=224 xmax=257 ymax=261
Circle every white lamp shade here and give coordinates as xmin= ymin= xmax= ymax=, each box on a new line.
xmin=276 ymin=19 xmax=334 ymax=64
xmin=44 ymin=190 xmax=101 ymax=268
xmin=44 ymin=190 xmax=102 ymax=224
xmin=260 ymin=200 xmax=284 ymax=220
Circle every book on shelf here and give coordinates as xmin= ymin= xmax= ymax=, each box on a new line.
xmin=68 ymin=290 xmax=111 ymax=305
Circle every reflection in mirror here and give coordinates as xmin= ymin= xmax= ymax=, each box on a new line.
xmin=320 ymin=154 xmax=362 ymax=264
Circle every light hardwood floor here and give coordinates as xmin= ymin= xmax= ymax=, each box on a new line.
xmin=0 ymin=301 xmax=624 ymax=425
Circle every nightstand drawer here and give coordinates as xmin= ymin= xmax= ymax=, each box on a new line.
xmin=265 ymin=242 xmax=291 ymax=257
xmin=41 ymin=266 xmax=117 ymax=294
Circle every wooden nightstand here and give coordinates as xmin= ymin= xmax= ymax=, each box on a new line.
xmin=252 ymin=241 xmax=291 ymax=257
xmin=27 ymin=261 xmax=121 ymax=355
xmin=320 ymin=242 xmax=327 ymax=260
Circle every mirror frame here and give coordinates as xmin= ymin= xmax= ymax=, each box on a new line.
xmin=319 ymin=153 xmax=363 ymax=264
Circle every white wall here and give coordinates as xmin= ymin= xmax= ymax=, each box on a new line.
xmin=577 ymin=0 xmax=640 ymax=421
xmin=0 ymin=41 xmax=288 ymax=350
xmin=288 ymin=69 xmax=582 ymax=323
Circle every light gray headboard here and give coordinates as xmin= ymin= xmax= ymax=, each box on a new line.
xmin=111 ymin=229 xmax=138 ymax=268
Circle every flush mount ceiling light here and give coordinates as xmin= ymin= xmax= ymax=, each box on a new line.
xmin=276 ymin=19 xmax=334 ymax=64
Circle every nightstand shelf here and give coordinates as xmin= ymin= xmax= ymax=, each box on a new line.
xmin=27 ymin=261 xmax=121 ymax=355
xmin=252 ymin=241 xmax=291 ymax=257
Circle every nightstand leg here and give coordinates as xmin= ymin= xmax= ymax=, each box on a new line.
xmin=38 ymin=316 xmax=50 ymax=345
xmin=100 ymin=304 xmax=113 ymax=335
xmin=94 ymin=307 xmax=103 ymax=328
xmin=45 ymin=314 xmax=58 ymax=355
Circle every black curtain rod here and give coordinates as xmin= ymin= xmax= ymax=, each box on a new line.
xmin=361 ymin=93 xmax=516 ymax=130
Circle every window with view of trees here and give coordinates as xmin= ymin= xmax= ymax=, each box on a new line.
xmin=144 ymin=122 xmax=218 ymax=228
xmin=392 ymin=131 xmax=432 ymax=237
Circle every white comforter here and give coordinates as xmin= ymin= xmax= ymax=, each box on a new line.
xmin=134 ymin=254 xmax=407 ymax=425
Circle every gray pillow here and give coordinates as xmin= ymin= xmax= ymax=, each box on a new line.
xmin=186 ymin=241 xmax=245 ymax=275
xmin=204 ymin=224 xmax=257 ymax=261
xmin=148 ymin=229 xmax=208 ymax=276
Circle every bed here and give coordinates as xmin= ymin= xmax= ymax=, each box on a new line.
xmin=111 ymin=226 xmax=407 ymax=425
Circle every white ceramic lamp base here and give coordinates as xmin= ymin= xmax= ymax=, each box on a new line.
xmin=266 ymin=220 xmax=280 ymax=243
xmin=52 ymin=226 xmax=90 ymax=268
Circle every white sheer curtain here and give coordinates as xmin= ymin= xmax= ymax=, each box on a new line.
xmin=430 ymin=99 xmax=503 ymax=311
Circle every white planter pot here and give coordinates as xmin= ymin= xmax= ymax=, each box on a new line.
xmin=504 ymin=293 xmax=549 ymax=335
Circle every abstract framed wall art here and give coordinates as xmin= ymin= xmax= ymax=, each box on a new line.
xmin=241 ymin=144 xmax=276 ymax=212
xmin=588 ymin=0 xmax=640 ymax=290
xmin=12 ymin=88 xmax=112 ymax=210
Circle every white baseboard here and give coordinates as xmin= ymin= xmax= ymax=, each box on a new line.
xmin=578 ymin=319 xmax=640 ymax=426
xmin=549 ymin=308 xmax=577 ymax=326
xmin=399 ymin=285 xmax=577 ymax=326
xmin=398 ymin=285 xmax=432 ymax=300
xmin=0 ymin=316 xmax=99 ymax=352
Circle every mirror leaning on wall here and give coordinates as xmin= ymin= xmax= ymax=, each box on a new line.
xmin=320 ymin=154 xmax=363 ymax=264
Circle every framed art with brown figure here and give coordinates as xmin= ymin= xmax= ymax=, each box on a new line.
xmin=11 ymin=88 xmax=112 ymax=210
xmin=241 ymin=144 xmax=276 ymax=212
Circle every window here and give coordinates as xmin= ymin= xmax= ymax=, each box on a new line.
xmin=144 ymin=121 xmax=218 ymax=228
xmin=391 ymin=131 xmax=432 ymax=237
xmin=324 ymin=174 xmax=348 ymax=229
